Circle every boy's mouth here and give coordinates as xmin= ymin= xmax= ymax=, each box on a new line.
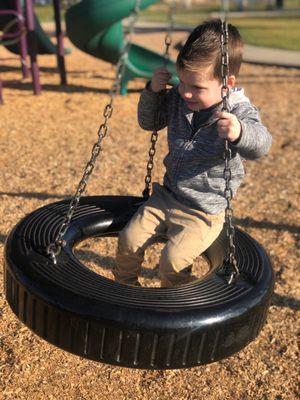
xmin=185 ymin=100 xmax=200 ymax=109
xmin=185 ymin=100 xmax=198 ymax=105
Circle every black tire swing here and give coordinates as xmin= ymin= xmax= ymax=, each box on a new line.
xmin=4 ymin=5 xmax=274 ymax=370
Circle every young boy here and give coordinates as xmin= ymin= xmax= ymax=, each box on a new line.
xmin=113 ymin=19 xmax=272 ymax=287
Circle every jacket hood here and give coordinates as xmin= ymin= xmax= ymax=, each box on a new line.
xmin=228 ymin=87 xmax=251 ymax=109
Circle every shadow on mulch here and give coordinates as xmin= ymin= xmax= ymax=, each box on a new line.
xmin=0 ymin=65 xmax=116 ymax=81
xmin=240 ymin=72 xmax=300 ymax=79
xmin=1 ymin=81 xmax=144 ymax=94
xmin=237 ymin=77 xmax=300 ymax=85
xmin=235 ymin=217 xmax=299 ymax=234
xmin=2 ymin=81 xmax=108 ymax=94
xmin=0 ymin=191 xmax=70 ymax=200
xmin=0 ymin=65 xmax=87 ymax=74
xmin=1 ymin=191 xmax=299 ymax=236
xmin=75 ymin=248 xmax=159 ymax=278
xmin=271 ymin=293 xmax=300 ymax=311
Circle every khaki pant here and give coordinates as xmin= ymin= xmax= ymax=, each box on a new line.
xmin=114 ymin=183 xmax=224 ymax=287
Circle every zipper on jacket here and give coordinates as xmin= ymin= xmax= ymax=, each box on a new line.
xmin=173 ymin=139 xmax=194 ymax=184
xmin=189 ymin=117 xmax=218 ymax=141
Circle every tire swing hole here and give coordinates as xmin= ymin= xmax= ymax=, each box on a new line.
xmin=74 ymin=236 xmax=210 ymax=288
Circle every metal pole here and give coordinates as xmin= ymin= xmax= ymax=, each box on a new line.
xmin=0 ymin=78 xmax=3 ymax=104
xmin=24 ymin=0 xmax=41 ymax=94
xmin=15 ymin=0 xmax=29 ymax=79
xmin=221 ymin=0 xmax=230 ymax=13
xmin=53 ymin=0 xmax=67 ymax=85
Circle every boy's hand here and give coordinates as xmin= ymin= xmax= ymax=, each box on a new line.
xmin=150 ymin=68 xmax=172 ymax=93
xmin=215 ymin=111 xmax=242 ymax=142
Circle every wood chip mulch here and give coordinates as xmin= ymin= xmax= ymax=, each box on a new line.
xmin=0 ymin=32 xmax=299 ymax=400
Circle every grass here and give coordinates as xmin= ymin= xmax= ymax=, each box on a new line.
xmin=229 ymin=17 xmax=300 ymax=51
xmin=139 ymin=3 xmax=300 ymax=51
xmin=35 ymin=4 xmax=55 ymax=22
xmin=34 ymin=3 xmax=300 ymax=51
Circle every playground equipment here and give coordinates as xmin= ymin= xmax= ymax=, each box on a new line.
xmin=0 ymin=0 xmax=67 ymax=103
xmin=65 ymin=0 xmax=179 ymax=94
xmin=1 ymin=0 xmax=177 ymax=99
xmin=4 ymin=1 xmax=274 ymax=369
xmin=0 ymin=6 xmax=25 ymax=103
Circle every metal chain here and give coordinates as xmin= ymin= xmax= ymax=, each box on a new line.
xmin=221 ymin=20 xmax=239 ymax=284
xmin=47 ymin=0 xmax=142 ymax=264
xmin=164 ymin=0 xmax=176 ymax=61
xmin=142 ymin=0 xmax=176 ymax=199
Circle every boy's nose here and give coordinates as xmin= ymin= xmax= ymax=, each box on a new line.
xmin=183 ymin=92 xmax=192 ymax=99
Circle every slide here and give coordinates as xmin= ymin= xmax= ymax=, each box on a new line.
xmin=0 ymin=0 xmax=58 ymax=54
xmin=65 ymin=0 xmax=179 ymax=94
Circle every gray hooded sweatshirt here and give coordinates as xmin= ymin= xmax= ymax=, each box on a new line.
xmin=138 ymin=84 xmax=272 ymax=214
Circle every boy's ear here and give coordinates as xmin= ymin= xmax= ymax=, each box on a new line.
xmin=227 ymin=75 xmax=236 ymax=88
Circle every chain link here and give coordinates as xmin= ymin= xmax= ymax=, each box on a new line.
xmin=47 ymin=0 xmax=142 ymax=264
xmin=221 ymin=20 xmax=239 ymax=284
xmin=164 ymin=0 xmax=176 ymax=61
xmin=143 ymin=0 xmax=176 ymax=199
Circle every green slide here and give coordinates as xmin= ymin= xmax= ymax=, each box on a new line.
xmin=0 ymin=0 xmax=58 ymax=54
xmin=65 ymin=0 xmax=178 ymax=94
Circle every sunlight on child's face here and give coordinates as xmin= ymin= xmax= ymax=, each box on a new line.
xmin=177 ymin=67 xmax=223 ymax=111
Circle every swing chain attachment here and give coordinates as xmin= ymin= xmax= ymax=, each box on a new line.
xmin=47 ymin=0 xmax=142 ymax=265
xmin=164 ymin=0 xmax=176 ymax=61
xmin=143 ymin=0 xmax=176 ymax=199
xmin=221 ymin=19 xmax=239 ymax=284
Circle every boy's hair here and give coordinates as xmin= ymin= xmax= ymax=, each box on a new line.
xmin=176 ymin=19 xmax=244 ymax=80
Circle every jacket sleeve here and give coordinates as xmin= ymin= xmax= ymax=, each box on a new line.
xmin=137 ymin=81 xmax=171 ymax=131
xmin=230 ymin=102 xmax=272 ymax=160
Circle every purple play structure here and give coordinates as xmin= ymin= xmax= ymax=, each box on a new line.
xmin=0 ymin=0 xmax=67 ymax=104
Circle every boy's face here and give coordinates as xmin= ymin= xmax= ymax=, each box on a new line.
xmin=177 ymin=67 xmax=233 ymax=112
